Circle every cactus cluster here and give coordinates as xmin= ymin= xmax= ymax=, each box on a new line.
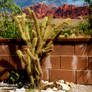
xmin=14 ymin=8 xmax=69 ymax=88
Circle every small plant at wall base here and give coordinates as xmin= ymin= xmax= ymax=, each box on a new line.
xmin=14 ymin=8 xmax=69 ymax=90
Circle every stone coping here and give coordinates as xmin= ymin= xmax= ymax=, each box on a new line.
xmin=0 ymin=38 xmax=92 ymax=43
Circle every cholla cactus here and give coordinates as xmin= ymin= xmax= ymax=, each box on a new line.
xmin=14 ymin=8 xmax=69 ymax=88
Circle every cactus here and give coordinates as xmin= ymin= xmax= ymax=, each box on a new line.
xmin=14 ymin=8 xmax=69 ymax=88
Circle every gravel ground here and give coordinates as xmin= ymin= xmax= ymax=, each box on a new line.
xmin=0 ymin=84 xmax=92 ymax=92
xmin=0 ymin=85 xmax=92 ymax=92
xmin=71 ymin=84 xmax=92 ymax=92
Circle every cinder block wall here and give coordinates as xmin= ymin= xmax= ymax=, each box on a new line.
xmin=0 ymin=38 xmax=92 ymax=85
xmin=42 ymin=38 xmax=92 ymax=85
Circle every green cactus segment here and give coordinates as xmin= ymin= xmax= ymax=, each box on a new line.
xmin=14 ymin=8 xmax=69 ymax=88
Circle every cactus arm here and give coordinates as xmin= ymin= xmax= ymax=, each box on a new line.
xmin=27 ymin=8 xmax=43 ymax=56
xmin=14 ymin=15 xmax=32 ymax=49
xmin=42 ymin=41 xmax=53 ymax=53
xmin=26 ymin=49 xmax=37 ymax=60
xmin=54 ymin=18 xmax=70 ymax=30
xmin=43 ymin=26 xmax=53 ymax=40
xmin=21 ymin=14 xmax=31 ymax=41
xmin=42 ymin=16 xmax=52 ymax=40
xmin=25 ymin=24 xmax=30 ymax=41
xmin=46 ymin=15 xmax=53 ymax=27
xmin=42 ymin=48 xmax=53 ymax=53
xmin=31 ymin=30 xmax=38 ymax=54
xmin=27 ymin=8 xmax=40 ymax=37
xmin=21 ymin=15 xmax=31 ymax=41
xmin=36 ymin=58 xmax=43 ymax=77
xmin=32 ymin=30 xmax=37 ymax=37
xmin=54 ymin=21 xmax=66 ymax=30
xmin=40 ymin=17 xmax=48 ymax=38
xmin=32 ymin=37 xmax=37 ymax=54
xmin=14 ymin=16 xmax=26 ymax=40
xmin=17 ymin=50 xmax=28 ymax=65
xmin=27 ymin=55 xmax=31 ymax=73
xmin=30 ymin=75 xmax=35 ymax=85
xmin=44 ymin=42 xmax=53 ymax=50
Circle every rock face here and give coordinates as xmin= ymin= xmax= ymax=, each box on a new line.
xmin=23 ymin=3 xmax=90 ymax=19
xmin=23 ymin=2 xmax=49 ymax=18
xmin=55 ymin=4 xmax=90 ymax=19
xmin=30 ymin=3 xmax=49 ymax=18
xmin=46 ymin=7 xmax=57 ymax=16
xmin=54 ymin=4 xmax=89 ymax=19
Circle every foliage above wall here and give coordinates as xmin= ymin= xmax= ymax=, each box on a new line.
xmin=0 ymin=0 xmax=91 ymax=38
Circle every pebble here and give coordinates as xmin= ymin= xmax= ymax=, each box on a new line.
xmin=58 ymin=90 xmax=65 ymax=92
xmin=15 ymin=88 xmax=25 ymax=92
xmin=9 ymin=90 xmax=14 ymax=92
xmin=48 ymin=82 xmax=53 ymax=85
xmin=41 ymin=90 xmax=47 ymax=92
xmin=60 ymin=84 xmax=70 ymax=90
xmin=46 ymin=88 xmax=53 ymax=92
xmin=52 ymin=87 xmax=57 ymax=91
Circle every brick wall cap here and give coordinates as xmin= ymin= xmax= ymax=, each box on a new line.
xmin=0 ymin=38 xmax=92 ymax=43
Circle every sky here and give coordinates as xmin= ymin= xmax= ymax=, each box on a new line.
xmin=45 ymin=0 xmax=87 ymax=6
xmin=14 ymin=0 xmax=88 ymax=7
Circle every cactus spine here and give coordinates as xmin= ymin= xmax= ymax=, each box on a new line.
xmin=14 ymin=8 xmax=69 ymax=88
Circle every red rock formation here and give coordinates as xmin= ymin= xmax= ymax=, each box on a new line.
xmin=30 ymin=2 xmax=49 ymax=18
xmin=23 ymin=3 xmax=90 ymax=19
xmin=54 ymin=4 xmax=89 ymax=19
xmin=46 ymin=7 xmax=57 ymax=16
xmin=48 ymin=4 xmax=57 ymax=9
xmin=46 ymin=3 xmax=57 ymax=16
xmin=23 ymin=2 xmax=49 ymax=18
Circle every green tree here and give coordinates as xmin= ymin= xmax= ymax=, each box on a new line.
xmin=0 ymin=0 xmax=22 ymax=38
xmin=0 ymin=0 xmax=21 ymax=15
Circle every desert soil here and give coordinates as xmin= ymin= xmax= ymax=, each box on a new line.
xmin=39 ymin=18 xmax=82 ymax=25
